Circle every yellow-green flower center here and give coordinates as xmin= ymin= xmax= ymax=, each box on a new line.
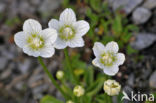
xmin=100 ymin=52 xmax=116 ymax=66
xmin=59 ymin=25 xmax=75 ymax=41
xmin=27 ymin=34 xmax=44 ymax=50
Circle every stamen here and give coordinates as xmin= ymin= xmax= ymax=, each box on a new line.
xmin=59 ymin=26 xmax=75 ymax=40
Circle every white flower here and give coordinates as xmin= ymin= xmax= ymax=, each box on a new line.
xmin=73 ymin=85 xmax=85 ymax=97
xmin=66 ymin=100 xmax=74 ymax=103
xmin=56 ymin=70 xmax=64 ymax=80
xmin=14 ymin=19 xmax=57 ymax=58
xmin=48 ymin=8 xmax=90 ymax=49
xmin=92 ymin=41 xmax=125 ymax=76
xmin=104 ymin=79 xmax=121 ymax=96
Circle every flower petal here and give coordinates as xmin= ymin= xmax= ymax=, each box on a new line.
xmin=92 ymin=58 xmax=104 ymax=69
xmin=40 ymin=46 xmax=55 ymax=58
xmin=40 ymin=28 xmax=57 ymax=44
xmin=116 ymin=53 xmax=125 ymax=65
xmin=14 ymin=32 xmax=27 ymax=48
xmin=103 ymin=65 xmax=119 ymax=76
xmin=106 ymin=41 xmax=119 ymax=53
xmin=73 ymin=20 xmax=90 ymax=36
xmin=59 ymin=8 xmax=76 ymax=25
xmin=54 ymin=37 xmax=67 ymax=49
xmin=23 ymin=46 xmax=40 ymax=57
xmin=48 ymin=19 xmax=60 ymax=30
xmin=23 ymin=19 xmax=42 ymax=34
xmin=67 ymin=36 xmax=84 ymax=48
xmin=93 ymin=42 xmax=105 ymax=57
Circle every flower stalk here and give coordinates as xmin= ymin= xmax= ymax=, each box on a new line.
xmin=38 ymin=56 xmax=68 ymax=99
xmin=64 ymin=48 xmax=78 ymax=84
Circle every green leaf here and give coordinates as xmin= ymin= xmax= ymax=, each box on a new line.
xmin=90 ymin=0 xmax=102 ymax=12
xmin=40 ymin=95 xmax=63 ymax=103
xmin=126 ymin=45 xmax=138 ymax=55
xmin=112 ymin=14 xmax=123 ymax=36
xmin=86 ymin=75 xmax=106 ymax=96
xmin=85 ymin=66 xmax=94 ymax=87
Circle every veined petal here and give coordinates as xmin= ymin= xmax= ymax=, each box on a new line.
xmin=59 ymin=8 xmax=76 ymax=24
xmin=48 ymin=19 xmax=60 ymax=30
xmin=23 ymin=46 xmax=40 ymax=57
xmin=40 ymin=46 xmax=55 ymax=58
xmin=23 ymin=19 xmax=42 ymax=34
xmin=14 ymin=32 xmax=27 ymax=48
xmin=93 ymin=42 xmax=105 ymax=57
xmin=67 ymin=36 xmax=84 ymax=48
xmin=73 ymin=20 xmax=90 ymax=36
xmin=116 ymin=53 xmax=125 ymax=65
xmin=54 ymin=37 xmax=67 ymax=49
xmin=92 ymin=58 xmax=104 ymax=69
xmin=40 ymin=28 xmax=57 ymax=44
xmin=103 ymin=65 xmax=119 ymax=76
xmin=106 ymin=41 xmax=119 ymax=53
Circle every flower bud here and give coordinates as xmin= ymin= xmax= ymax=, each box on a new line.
xmin=56 ymin=70 xmax=64 ymax=80
xmin=104 ymin=79 xmax=121 ymax=96
xmin=73 ymin=85 xmax=85 ymax=97
xmin=66 ymin=100 xmax=74 ymax=103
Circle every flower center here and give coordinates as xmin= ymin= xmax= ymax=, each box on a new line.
xmin=59 ymin=26 xmax=75 ymax=40
xmin=100 ymin=52 xmax=116 ymax=66
xmin=27 ymin=34 xmax=44 ymax=50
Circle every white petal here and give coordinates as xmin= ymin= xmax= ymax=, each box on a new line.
xmin=40 ymin=46 xmax=55 ymax=58
xmin=54 ymin=37 xmax=67 ymax=49
xmin=103 ymin=65 xmax=119 ymax=76
xmin=40 ymin=28 xmax=57 ymax=44
xmin=73 ymin=20 xmax=90 ymax=36
xmin=92 ymin=58 xmax=104 ymax=69
xmin=67 ymin=36 xmax=84 ymax=48
xmin=59 ymin=8 xmax=76 ymax=25
xmin=93 ymin=42 xmax=105 ymax=57
xmin=116 ymin=53 xmax=125 ymax=65
xmin=14 ymin=32 xmax=27 ymax=48
xmin=23 ymin=46 xmax=40 ymax=57
xmin=23 ymin=19 xmax=42 ymax=34
xmin=48 ymin=19 xmax=60 ymax=30
xmin=106 ymin=41 xmax=119 ymax=53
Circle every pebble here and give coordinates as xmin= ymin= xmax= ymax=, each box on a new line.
xmin=29 ymin=0 xmax=41 ymax=6
xmin=132 ymin=7 xmax=152 ymax=24
xmin=0 ymin=56 xmax=8 ymax=70
xmin=143 ymin=0 xmax=156 ymax=9
xmin=0 ymin=3 xmax=6 ymax=12
xmin=131 ymin=33 xmax=156 ymax=50
xmin=127 ymin=74 xmax=134 ymax=87
xmin=18 ymin=59 xmax=32 ymax=74
xmin=149 ymin=71 xmax=156 ymax=89
xmin=38 ymin=0 xmax=61 ymax=17
xmin=111 ymin=0 xmax=143 ymax=14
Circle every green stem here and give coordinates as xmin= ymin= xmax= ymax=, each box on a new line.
xmin=38 ymin=57 xmax=68 ymax=99
xmin=64 ymin=48 xmax=78 ymax=84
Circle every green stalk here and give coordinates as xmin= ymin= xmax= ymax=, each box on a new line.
xmin=38 ymin=57 xmax=68 ymax=99
xmin=64 ymin=48 xmax=78 ymax=84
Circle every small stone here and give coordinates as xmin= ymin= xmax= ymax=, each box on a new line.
xmin=0 ymin=69 xmax=12 ymax=79
xmin=0 ymin=3 xmax=5 ymax=12
xmin=149 ymin=71 xmax=156 ymax=89
xmin=18 ymin=59 xmax=31 ymax=74
xmin=131 ymin=33 xmax=156 ymax=50
xmin=0 ymin=56 xmax=8 ymax=70
xmin=112 ymin=0 xmax=143 ymax=14
xmin=29 ymin=0 xmax=41 ymax=6
xmin=127 ymin=74 xmax=134 ymax=87
xmin=132 ymin=7 xmax=151 ymax=24
xmin=143 ymin=0 xmax=156 ymax=9
xmin=19 ymin=1 xmax=36 ymax=14
xmin=38 ymin=0 xmax=61 ymax=17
